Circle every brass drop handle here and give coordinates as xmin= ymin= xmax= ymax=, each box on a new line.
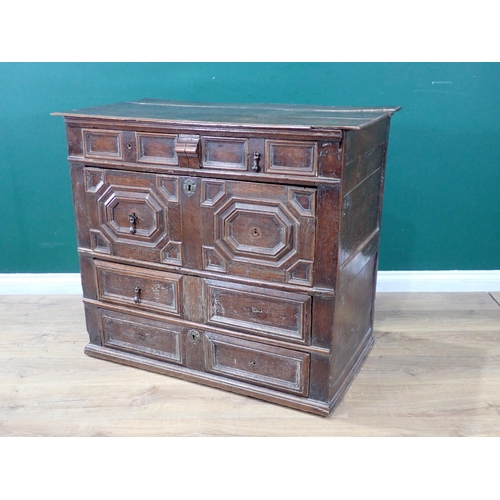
xmin=133 ymin=286 xmax=141 ymax=304
xmin=128 ymin=212 xmax=138 ymax=234
xmin=252 ymin=152 xmax=261 ymax=172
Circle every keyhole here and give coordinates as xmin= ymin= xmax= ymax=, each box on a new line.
xmin=251 ymin=227 xmax=261 ymax=238
xmin=250 ymin=360 xmax=257 ymax=367
xmin=183 ymin=179 xmax=196 ymax=196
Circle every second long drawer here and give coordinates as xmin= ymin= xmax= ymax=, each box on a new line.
xmin=92 ymin=259 xmax=312 ymax=345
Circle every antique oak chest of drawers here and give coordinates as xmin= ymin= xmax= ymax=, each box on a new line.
xmin=54 ymin=99 xmax=400 ymax=416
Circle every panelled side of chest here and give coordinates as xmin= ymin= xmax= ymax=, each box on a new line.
xmin=326 ymin=118 xmax=391 ymax=406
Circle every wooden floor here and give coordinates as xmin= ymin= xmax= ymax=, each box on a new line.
xmin=1 ymin=292 xmax=499 ymax=436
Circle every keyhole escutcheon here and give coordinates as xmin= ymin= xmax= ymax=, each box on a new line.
xmin=183 ymin=179 xmax=197 ymax=196
xmin=187 ymin=329 xmax=201 ymax=345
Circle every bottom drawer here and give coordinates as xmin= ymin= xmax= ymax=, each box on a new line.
xmin=98 ymin=309 xmax=185 ymax=366
xmin=91 ymin=306 xmax=309 ymax=397
xmin=204 ymin=332 xmax=310 ymax=397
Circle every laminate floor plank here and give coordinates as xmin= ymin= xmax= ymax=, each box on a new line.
xmin=1 ymin=293 xmax=499 ymax=436
xmin=490 ymin=292 xmax=500 ymax=307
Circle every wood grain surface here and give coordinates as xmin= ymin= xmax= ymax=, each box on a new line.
xmin=53 ymin=99 xmax=401 ymax=130
xmin=1 ymin=292 xmax=499 ymax=436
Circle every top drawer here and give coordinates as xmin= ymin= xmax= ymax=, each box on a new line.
xmin=75 ymin=127 xmax=340 ymax=178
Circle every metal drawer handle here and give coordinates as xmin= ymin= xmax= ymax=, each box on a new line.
xmin=252 ymin=152 xmax=261 ymax=172
xmin=128 ymin=212 xmax=138 ymax=234
xmin=133 ymin=286 xmax=141 ymax=304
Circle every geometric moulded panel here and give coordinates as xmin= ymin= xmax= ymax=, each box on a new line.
xmin=202 ymin=246 xmax=227 ymax=273
xmin=161 ymin=241 xmax=183 ymax=266
xmin=90 ymin=229 xmax=111 ymax=254
xmin=85 ymin=168 xmax=105 ymax=193
xmin=201 ymin=179 xmax=226 ymax=207
xmin=157 ymin=176 xmax=179 ymax=203
xmin=288 ymin=188 xmax=316 ymax=217
xmin=98 ymin=185 xmax=166 ymax=246
xmin=286 ymin=259 xmax=314 ymax=286
xmin=214 ymin=198 xmax=298 ymax=267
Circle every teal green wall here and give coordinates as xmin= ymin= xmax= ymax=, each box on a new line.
xmin=1 ymin=63 xmax=499 ymax=272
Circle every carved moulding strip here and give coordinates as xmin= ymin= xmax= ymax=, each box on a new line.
xmin=286 ymin=259 xmax=314 ymax=286
xmin=201 ymin=179 xmax=226 ymax=207
xmin=157 ymin=176 xmax=180 ymax=203
xmin=288 ymin=187 xmax=316 ymax=217
xmin=90 ymin=229 xmax=111 ymax=254
xmin=161 ymin=241 xmax=183 ymax=266
xmin=202 ymin=246 xmax=227 ymax=273
xmin=85 ymin=168 xmax=105 ymax=194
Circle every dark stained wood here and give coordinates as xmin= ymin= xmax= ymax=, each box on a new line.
xmin=56 ymin=99 xmax=399 ymax=416
xmin=202 ymin=137 xmax=248 ymax=170
xmin=313 ymin=183 xmax=340 ymax=290
xmin=339 ymin=168 xmax=383 ymax=266
xmin=78 ymin=253 xmax=97 ymax=300
xmin=204 ymin=279 xmax=311 ymax=344
xmin=83 ymin=129 xmax=123 ymax=160
xmin=343 ymin=118 xmax=391 ymax=164
xmin=65 ymin=125 xmax=83 ymax=157
xmin=137 ymin=132 xmax=178 ymax=165
xmin=83 ymin=302 xmax=102 ymax=346
xmin=99 ymin=308 xmax=185 ymax=366
xmin=53 ymin=99 xmax=400 ymax=130
xmin=343 ymin=143 xmax=386 ymax=195
xmin=317 ymin=139 xmax=342 ymax=178
xmin=204 ymin=332 xmax=310 ymax=397
xmin=69 ymin=163 xmax=91 ymax=250
xmin=265 ymin=140 xmax=317 ymax=176
xmin=94 ymin=260 xmax=182 ymax=317
xmin=330 ymin=252 xmax=378 ymax=395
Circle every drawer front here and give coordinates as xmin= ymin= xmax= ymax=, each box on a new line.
xmin=81 ymin=168 xmax=317 ymax=287
xmin=204 ymin=279 xmax=311 ymax=344
xmin=136 ymin=132 xmax=178 ymax=165
xmin=200 ymin=178 xmax=317 ymax=287
xmin=265 ymin=140 xmax=318 ymax=176
xmin=83 ymin=129 xmax=123 ymax=160
xmin=99 ymin=308 xmax=185 ymax=365
xmin=95 ymin=260 xmax=182 ymax=316
xmin=74 ymin=127 xmax=331 ymax=177
xmin=79 ymin=129 xmax=321 ymax=175
xmin=84 ymin=168 xmax=183 ymax=265
xmin=204 ymin=332 xmax=310 ymax=396
xmin=202 ymin=137 xmax=248 ymax=170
